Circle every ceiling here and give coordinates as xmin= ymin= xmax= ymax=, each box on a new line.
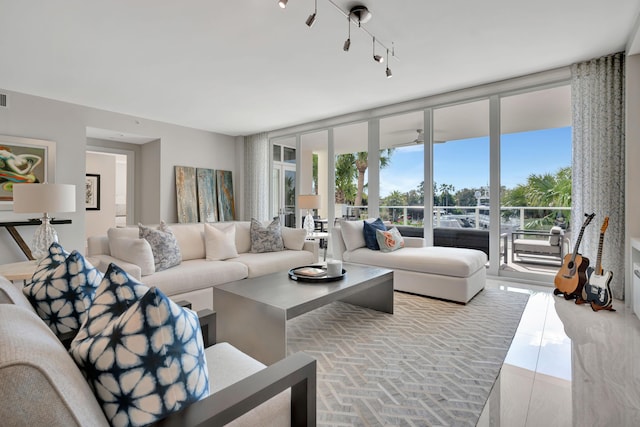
xmin=1 ymin=1 xmax=639 ymax=138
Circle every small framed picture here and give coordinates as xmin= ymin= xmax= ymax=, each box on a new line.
xmin=85 ymin=174 xmax=101 ymax=211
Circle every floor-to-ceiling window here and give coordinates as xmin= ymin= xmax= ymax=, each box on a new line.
xmin=379 ymin=111 xmax=425 ymax=228
xmin=271 ymin=138 xmax=296 ymax=227
xmin=333 ymin=122 xmax=368 ymax=220
xmin=268 ymin=69 xmax=571 ymax=284
xmin=500 ymin=85 xmax=572 ymax=279
xmin=433 ymin=100 xmax=490 ymax=231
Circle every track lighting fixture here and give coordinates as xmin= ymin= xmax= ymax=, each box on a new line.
xmin=279 ymin=2 xmax=398 ymax=77
xmin=386 ymin=49 xmax=392 ymax=78
xmin=343 ymin=15 xmax=351 ymax=51
xmin=306 ymin=0 xmax=317 ymax=27
xmin=372 ymin=37 xmax=383 ymax=63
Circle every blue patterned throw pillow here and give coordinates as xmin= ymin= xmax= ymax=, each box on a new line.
xmin=363 ymin=218 xmax=387 ymax=250
xmin=23 ymin=250 xmax=103 ymax=337
xmin=139 ymin=221 xmax=182 ymax=271
xmin=30 ymin=241 xmax=70 ymax=283
xmin=71 ymin=263 xmax=151 ymax=344
xmin=70 ymin=286 xmax=210 ymax=427
xmin=250 ymin=218 xmax=284 ymax=253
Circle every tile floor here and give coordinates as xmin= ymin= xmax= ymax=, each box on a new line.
xmin=478 ymin=279 xmax=640 ymax=427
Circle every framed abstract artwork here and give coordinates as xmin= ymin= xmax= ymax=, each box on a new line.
xmin=85 ymin=174 xmax=101 ymax=210
xmin=0 ymin=135 xmax=56 ymax=208
xmin=216 ymin=170 xmax=236 ymax=221
xmin=175 ymin=166 xmax=198 ymax=223
xmin=196 ymin=168 xmax=218 ymax=223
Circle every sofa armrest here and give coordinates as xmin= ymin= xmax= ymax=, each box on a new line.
xmin=89 ymin=255 xmax=142 ymax=280
xmin=302 ymin=240 xmax=319 ymax=260
xmin=403 ymin=236 xmax=425 ymax=248
xmin=154 ymin=352 xmax=317 ymax=427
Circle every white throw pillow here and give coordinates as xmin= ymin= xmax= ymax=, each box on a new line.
xmin=341 ymin=220 xmax=366 ymax=251
xmin=109 ymin=237 xmax=155 ymax=276
xmin=205 ymin=223 xmax=239 ymax=260
xmin=281 ymin=226 xmax=307 ymax=250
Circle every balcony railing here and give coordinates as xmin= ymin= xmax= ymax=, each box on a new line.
xmin=347 ymin=204 xmax=574 ymax=232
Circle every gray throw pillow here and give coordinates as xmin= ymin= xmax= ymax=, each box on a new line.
xmin=139 ymin=221 xmax=182 ymax=271
xmin=250 ymin=218 xmax=284 ymax=253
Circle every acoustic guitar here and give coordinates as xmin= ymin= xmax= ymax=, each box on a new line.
xmin=581 ymin=217 xmax=615 ymax=311
xmin=554 ymin=212 xmax=595 ymax=298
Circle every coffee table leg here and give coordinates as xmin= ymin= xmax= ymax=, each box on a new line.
xmin=214 ymin=288 xmax=287 ymax=365
xmin=339 ymin=275 xmax=394 ymax=314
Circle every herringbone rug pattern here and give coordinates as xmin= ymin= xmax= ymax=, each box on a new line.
xmin=286 ymin=288 xmax=529 ymax=426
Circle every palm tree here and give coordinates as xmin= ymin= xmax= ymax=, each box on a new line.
xmin=353 ymin=149 xmax=394 ymax=210
xmin=335 ymin=154 xmax=357 ymax=204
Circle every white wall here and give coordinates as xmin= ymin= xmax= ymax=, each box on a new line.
xmin=85 ymin=152 xmax=116 ymax=239
xmin=0 ymin=89 xmax=237 ymax=263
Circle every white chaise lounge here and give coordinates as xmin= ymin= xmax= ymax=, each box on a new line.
xmin=332 ymin=221 xmax=487 ymax=303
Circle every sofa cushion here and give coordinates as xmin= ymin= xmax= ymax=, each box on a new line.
xmin=250 ymin=218 xmax=284 ymax=253
xmin=376 ymin=227 xmax=405 ymax=253
xmin=23 ymin=251 xmax=103 ymax=338
xmin=281 ymin=226 xmax=307 ymax=251
xmin=140 ymin=259 xmax=249 ymax=296
xmin=0 ymin=304 xmax=110 ymax=427
xmin=234 ymin=250 xmax=315 ymax=278
xmin=139 ymin=221 xmax=182 ymax=271
xmin=344 ymin=246 xmax=487 ymax=278
xmin=363 ymin=218 xmax=386 ymax=250
xmin=206 ymin=342 xmax=290 ymax=427
xmin=109 ymin=237 xmax=155 ymax=276
xmin=168 ymin=223 xmax=206 ymax=261
xmin=205 ymin=222 xmax=238 ymax=261
xmin=70 ymin=287 xmax=209 ymax=427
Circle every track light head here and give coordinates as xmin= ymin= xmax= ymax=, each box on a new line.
xmin=343 ymin=38 xmax=351 ymax=51
xmin=373 ymin=54 xmax=384 ymax=63
xmin=278 ymin=0 xmax=288 ymax=8
xmin=306 ymin=13 xmax=316 ymax=27
xmin=386 ymin=67 xmax=392 ymax=78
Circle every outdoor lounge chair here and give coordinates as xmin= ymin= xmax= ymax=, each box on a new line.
xmin=511 ymin=226 xmax=565 ymax=265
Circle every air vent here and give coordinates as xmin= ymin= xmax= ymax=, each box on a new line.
xmin=0 ymin=93 xmax=7 ymax=108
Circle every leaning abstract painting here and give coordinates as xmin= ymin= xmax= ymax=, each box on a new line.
xmin=175 ymin=166 xmax=198 ymax=223
xmin=216 ymin=170 xmax=236 ymax=221
xmin=196 ymin=168 xmax=218 ymax=223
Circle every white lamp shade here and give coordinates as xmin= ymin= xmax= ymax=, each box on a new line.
xmin=298 ymin=194 xmax=321 ymax=210
xmin=13 ymin=183 xmax=76 ymax=214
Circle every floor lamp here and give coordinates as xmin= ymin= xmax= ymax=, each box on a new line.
xmin=298 ymin=194 xmax=321 ymax=237
xmin=13 ymin=183 xmax=76 ymax=260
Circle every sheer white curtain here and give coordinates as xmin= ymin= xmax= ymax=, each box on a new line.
xmin=571 ymin=52 xmax=625 ymax=299
xmin=243 ymin=132 xmax=270 ymax=221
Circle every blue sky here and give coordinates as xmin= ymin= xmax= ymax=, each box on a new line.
xmin=379 ymin=126 xmax=572 ymax=197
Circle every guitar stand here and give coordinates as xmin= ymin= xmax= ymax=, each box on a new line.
xmin=590 ymin=302 xmax=616 ymax=312
xmin=553 ymin=288 xmax=579 ymax=300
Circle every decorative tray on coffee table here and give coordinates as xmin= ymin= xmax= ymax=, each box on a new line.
xmin=288 ymin=265 xmax=346 ymax=282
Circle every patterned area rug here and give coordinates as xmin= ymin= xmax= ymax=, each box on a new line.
xmin=286 ymin=288 xmax=529 ymax=426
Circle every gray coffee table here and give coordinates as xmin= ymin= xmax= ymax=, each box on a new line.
xmin=214 ymin=263 xmax=393 ymax=365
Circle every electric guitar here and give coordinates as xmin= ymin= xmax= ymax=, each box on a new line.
xmin=582 ymin=217 xmax=615 ymax=311
xmin=554 ymin=212 xmax=595 ymax=298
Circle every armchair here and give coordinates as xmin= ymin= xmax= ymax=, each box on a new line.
xmin=511 ymin=226 xmax=565 ymax=265
xmin=0 ymin=276 xmax=317 ymax=427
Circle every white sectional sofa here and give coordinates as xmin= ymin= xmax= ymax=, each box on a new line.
xmin=331 ymin=221 xmax=487 ymax=303
xmin=87 ymin=221 xmax=318 ymax=311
